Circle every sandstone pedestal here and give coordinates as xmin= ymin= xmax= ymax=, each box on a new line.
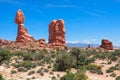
xmin=15 ymin=9 xmax=34 ymax=42
xmin=48 ymin=19 xmax=66 ymax=46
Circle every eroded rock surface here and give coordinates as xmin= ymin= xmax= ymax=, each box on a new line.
xmin=15 ymin=9 xmax=34 ymax=42
xmin=100 ymin=39 xmax=113 ymax=50
xmin=48 ymin=19 xmax=66 ymax=46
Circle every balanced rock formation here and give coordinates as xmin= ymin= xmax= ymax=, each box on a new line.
xmin=100 ymin=39 xmax=113 ymax=50
xmin=48 ymin=19 xmax=66 ymax=46
xmin=15 ymin=9 xmax=34 ymax=42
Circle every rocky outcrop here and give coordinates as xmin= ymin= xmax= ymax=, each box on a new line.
xmin=100 ymin=39 xmax=113 ymax=50
xmin=15 ymin=9 xmax=34 ymax=42
xmin=0 ymin=39 xmax=11 ymax=45
xmin=48 ymin=19 xmax=66 ymax=46
xmin=38 ymin=39 xmax=46 ymax=45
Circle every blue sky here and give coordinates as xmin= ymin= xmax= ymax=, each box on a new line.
xmin=0 ymin=0 xmax=120 ymax=46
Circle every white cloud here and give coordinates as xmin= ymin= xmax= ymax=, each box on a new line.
xmin=66 ymin=41 xmax=80 ymax=43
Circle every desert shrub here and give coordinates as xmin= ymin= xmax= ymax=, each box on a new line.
xmin=49 ymin=51 xmax=56 ymax=59
xmin=106 ymin=66 xmax=119 ymax=73
xmin=11 ymin=70 xmax=17 ymax=74
xmin=108 ymin=54 xmax=117 ymax=61
xmin=74 ymin=72 xmax=88 ymax=80
xmin=61 ymin=71 xmax=88 ymax=80
xmin=51 ymin=76 xmax=57 ymax=80
xmin=86 ymin=64 xmax=102 ymax=74
xmin=14 ymin=61 xmax=37 ymax=70
xmin=44 ymin=68 xmax=49 ymax=73
xmin=114 ymin=50 xmax=120 ymax=57
xmin=70 ymin=48 xmax=82 ymax=60
xmin=77 ymin=66 xmax=86 ymax=73
xmin=60 ymin=71 xmax=75 ymax=80
xmin=13 ymin=51 xmax=45 ymax=61
xmin=32 ymin=52 xmax=44 ymax=61
xmin=43 ymin=56 xmax=52 ymax=64
xmin=116 ymin=76 xmax=120 ymax=80
xmin=110 ymin=73 xmax=116 ymax=77
xmin=31 ymin=77 xmax=36 ymax=79
xmin=13 ymin=52 xmax=34 ymax=61
xmin=107 ymin=61 xmax=112 ymax=64
xmin=22 ymin=52 xmax=34 ymax=61
xmin=54 ymin=53 xmax=76 ymax=71
xmin=50 ymin=72 xmax=54 ymax=75
xmin=86 ymin=57 xmax=95 ymax=64
xmin=0 ymin=48 xmax=11 ymax=64
xmin=18 ymin=67 xmax=27 ymax=72
xmin=28 ymin=70 xmax=35 ymax=75
xmin=37 ymin=68 xmax=44 ymax=76
xmin=0 ymin=74 xmax=5 ymax=80
xmin=37 ymin=61 xmax=45 ymax=66
xmin=70 ymin=48 xmax=93 ymax=65
xmin=76 ymin=53 xmax=88 ymax=66
xmin=106 ymin=69 xmax=113 ymax=73
xmin=13 ymin=51 xmax=25 ymax=56
xmin=21 ymin=61 xmax=37 ymax=70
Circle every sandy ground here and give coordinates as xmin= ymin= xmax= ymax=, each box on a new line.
xmin=0 ymin=65 xmax=65 ymax=80
xmin=0 ymin=59 xmax=120 ymax=80
xmin=86 ymin=59 xmax=120 ymax=80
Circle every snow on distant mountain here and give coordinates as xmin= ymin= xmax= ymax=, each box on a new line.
xmin=67 ymin=43 xmax=99 ymax=48
xmin=67 ymin=43 xmax=120 ymax=48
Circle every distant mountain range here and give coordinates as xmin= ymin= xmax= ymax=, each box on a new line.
xmin=67 ymin=43 xmax=120 ymax=48
xmin=67 ymin=43 xmax=99 ymax=48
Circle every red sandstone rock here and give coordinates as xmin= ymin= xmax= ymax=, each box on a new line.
xmin=38 ymin=39 xmax=46 ymax=44
xmin=15 ymin=9 xmax=34 ymax=42
xmin=48 ymin=19 xmax=66 ymax=46
xmin=100 ymin=39 xmax=113 ymax=50
xmin=0 ymin=39 xmax=11 ymax=45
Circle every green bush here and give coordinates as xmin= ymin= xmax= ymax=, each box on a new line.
xmin=76 ymin=53 xmax=88 ymax=66
xmin=43 ymin=56 xmax=52 ymax=64
xmin=116 ymin=76 xmax=120 ymax=80
xmin=17 ymin=61 xmax=37 ymax=70
xmin=28 ymin=70 xmax=35 ymax=75
xmin=13 ymin=51 xmax=25 ymax=57
xmin=77 ymin=66 xmax=86 ymax=73
xmin=22 ymin=52 xmax=34 ymax=61
xmin=60 ymin=72 xmax=75 ymax=80
xmin=33 ymin=52 xmax=44 ymax=61
xmin=106 ymin=66 xmax=118 ymax=73
xmin=37 ymin=68 xmax=44 ymax=76
xmin=0 ymin=74 xmax=5 ymax=80
xmin=74 ymin=72 xmax=88 ymax=80
xmin=11 ymin=70 xmax=17 ymax=74
xmin=18 ymin=67 xmax=27 ymax=72
xmin=51 ymin=76 xmax=57 ymax=80
xmin=86 ymin=64 xmax=102 ymax=74
xmin=44 ymin=68 xmax=49 ymax=73
xmin=0 ymin=48 xmax=11 ymax=64
xmin=60 ymin=71 xmax=88 ymax=80
xmin=106 ymin=69 xmax=113 ymax=73
xmin=110 ymin=73 xmax=116 ymax=77
xmin=23 ymin=61 xmax=36 ymax=69
xmin=70 ymin=48 xmax=81 ymax=60
xmin=54 ymin=53 xmax=76 ymax=71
